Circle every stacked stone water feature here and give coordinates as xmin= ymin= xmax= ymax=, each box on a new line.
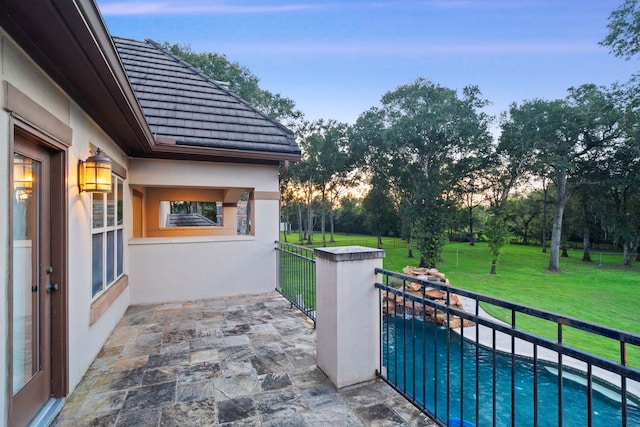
xmin=381 ymin=266 xmax=474 ymax=329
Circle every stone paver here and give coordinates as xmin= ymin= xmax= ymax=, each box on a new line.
xmin=53 ymin=292 xmax=435 ymax=426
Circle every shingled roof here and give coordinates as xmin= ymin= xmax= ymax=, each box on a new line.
xmin=113 ymin=37 xmax=300 ymax=162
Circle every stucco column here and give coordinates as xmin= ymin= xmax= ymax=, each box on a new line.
xmin=314 ymin=246 xmax=385 ymax=389
xmin=222 ymin=203 xmax=237 ymax=234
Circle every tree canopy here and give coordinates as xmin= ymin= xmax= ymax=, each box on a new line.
xmin=351 ymin=78 xmax=493 ymax=267
xmin=601 ymin=0 xmax=640 ymax=59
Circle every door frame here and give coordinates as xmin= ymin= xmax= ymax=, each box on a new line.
xmin=7 ymin=116 xmax=69 ymax=424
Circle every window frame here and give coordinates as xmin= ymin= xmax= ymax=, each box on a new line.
xmin=91 ymin=173 xmax=124 ymax=300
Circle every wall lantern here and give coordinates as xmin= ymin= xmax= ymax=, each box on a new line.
xmin=78 ymin=148 xmax=112 ymax=193
xmin=13 ymin=156 xmax=33 ymax=202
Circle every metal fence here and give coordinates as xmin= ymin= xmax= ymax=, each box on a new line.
xmin=375 ymin=268 xmax=640 ymax=427
xmin=275 ymin=241 xmax=316 ymax=324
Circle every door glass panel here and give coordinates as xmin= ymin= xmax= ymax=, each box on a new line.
xmin=12 ymin=154 xmax=40 ymax=394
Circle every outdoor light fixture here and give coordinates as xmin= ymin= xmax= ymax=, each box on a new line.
xmin=13 ymin=156 xmax=33 ymax=202
xmin=79 ymin=148 xmax=112 ymax=193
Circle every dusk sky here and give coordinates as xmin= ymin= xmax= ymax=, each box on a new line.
xmin=97 ymin=1 xmax=638 ymax=125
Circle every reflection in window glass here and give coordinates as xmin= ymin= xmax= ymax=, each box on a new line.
xmin=106 ymin=231 xmax=115 ymax=284
xmin=106 ymin=181 xmax=115 ymax=227
xmin=162 ymin=201 xmax=222 ymax=227
xmin=117 ymin=179 xmax=123 ymax=225
xmin=92 ymin=193 xmax=104 ymax=228
xmin=117 ymin=229 xmax=123 ymax=276
xmin=92 ymin=233 xmax=103 ymax=297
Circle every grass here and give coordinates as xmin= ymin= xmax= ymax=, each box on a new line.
xmin=281 ymin=231 xmax=640 ymax=367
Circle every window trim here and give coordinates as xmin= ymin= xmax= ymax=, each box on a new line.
xmin=89 ymin=275 xmax=128 ymax=325
xmin=91 ymin=173 xmax=125 ymax=301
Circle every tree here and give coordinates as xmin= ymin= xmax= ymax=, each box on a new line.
xmin=486 ymin=207 xmax=511 ymax=275
xmin=600 ymin=89 xmax=640 ymax=266
xmin=294 ymin=120 xmax=352 ymax=247
xmin=481 ymin=106 xmax=537 ymax=274
xmin=334 ymin=196 xmax=367 ymax=234
xmin=507 ymin=194 xmax=540 ymax=245
xmin=501 ymin=85 xmax=623 ymax=271
xmin=483 ymin=164 xmax=519 ymax=274
xmin=453 ymin=174 xmax=487 ymax=245
xmin=601 ymin=0 xmax=640 ymax=59
xmin=351 ymin=79 xmax=492 ymax=268
xmin=539 ymin=176 xmax=552 ymax=252
xmin=362 ymin=183 xmax=398 ymax=248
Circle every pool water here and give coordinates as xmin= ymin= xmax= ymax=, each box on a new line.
xmin=382 ymin=316 xmax=640 ymax=427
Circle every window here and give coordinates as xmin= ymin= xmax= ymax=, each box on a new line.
xmin=92 ymin=174 xmax=124 ymax=299
xmin=134 ymin=187 xmax=253 ymax=238
xmin=160 ymin=201 xmax=222 ymax=227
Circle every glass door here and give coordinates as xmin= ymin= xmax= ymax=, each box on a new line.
xmin=11 ymin=139 xmax=52 ymax=427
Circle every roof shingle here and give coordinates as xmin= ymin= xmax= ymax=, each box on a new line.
xmin=113 ymin=37 xmax=300 ymax=160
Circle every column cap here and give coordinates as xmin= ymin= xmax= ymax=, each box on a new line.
xmin=314 ymin=246 xmax=385 ymax=262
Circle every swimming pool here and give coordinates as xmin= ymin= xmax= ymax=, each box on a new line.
xmin=382 ymin=315 xmax=640 ymax=427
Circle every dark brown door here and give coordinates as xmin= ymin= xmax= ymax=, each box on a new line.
xmin=11 ymin=136 xmax=53 ymax=427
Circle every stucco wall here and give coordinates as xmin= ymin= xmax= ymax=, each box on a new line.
xmin=128 ymin=158 xmax=280 ymax=304
xmin=67 ymin=102 xmax=131 ymax=391
xmin=0 ymin=30 xmax=131 ymax=415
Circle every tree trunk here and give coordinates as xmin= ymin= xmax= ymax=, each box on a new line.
xmin=561 ymin=211 xmax=569 ymax=258
xmin=542 ymin=184 xmax=549 ymax=253
xmin=523 ymin=222 xmax=529 ymax=245
xmin=297 ymin=203 xmax=303 ymax=243
xmin=549 ymin=206 xmax=565 ymax=271
xmin=329 ymin=209 xmax=335 ymax=243
xmin=321 ymin=190 xmax=326 ymax=247
xmin=548 ymin=173 xmax=569 ymax=272
xmin=623 ymin=242 xmax=632 ymax=267
xmin=305 ymin=180 xmax=313 ymax=245
xmin=469 ymin=205 xmax=475 ymax=246
xmin=490 ymin=262 xmax=497 ymax=275
xmin=306 ymin=206 xmax=313 ymax=245
xmin=377 ymin=233 xmax=382 ymax=249
xmin=283 ymin=220 xmax=288 ymax=243
xmin=408 ymin=229 xmax=414 ymax=258
xmin=582 ymin=221 xmax=591 ymax=262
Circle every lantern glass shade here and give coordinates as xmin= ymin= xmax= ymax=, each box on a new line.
xmin=80 ymin=149 xmax=112 ymax=193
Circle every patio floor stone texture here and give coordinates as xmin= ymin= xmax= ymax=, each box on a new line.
xmin=53 ymin=292 xmax=435 ymax=426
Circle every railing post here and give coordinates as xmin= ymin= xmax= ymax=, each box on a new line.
xmin=275 ymin=241 xmax=281 ymax=292
xmin=314 ymin=246 xmax=385 ymax=389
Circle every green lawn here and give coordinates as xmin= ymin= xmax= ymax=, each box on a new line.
xmin=281 ymin=231 xmax=640 ymax=366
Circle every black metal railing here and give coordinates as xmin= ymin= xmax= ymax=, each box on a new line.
xmin=375 ymin=268 xmax=640 ymax=427
xmin=275 ymin=241 xmax=316 ymax=323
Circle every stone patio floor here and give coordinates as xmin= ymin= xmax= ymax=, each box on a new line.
xmin=52 ymin=292 xmax=436 ymax=426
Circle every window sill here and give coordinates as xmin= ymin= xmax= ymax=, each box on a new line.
xmin=90 ymin=275 xmax=128 ymax=325
xmin=129 ymin=235 xmax=255 ymax=245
